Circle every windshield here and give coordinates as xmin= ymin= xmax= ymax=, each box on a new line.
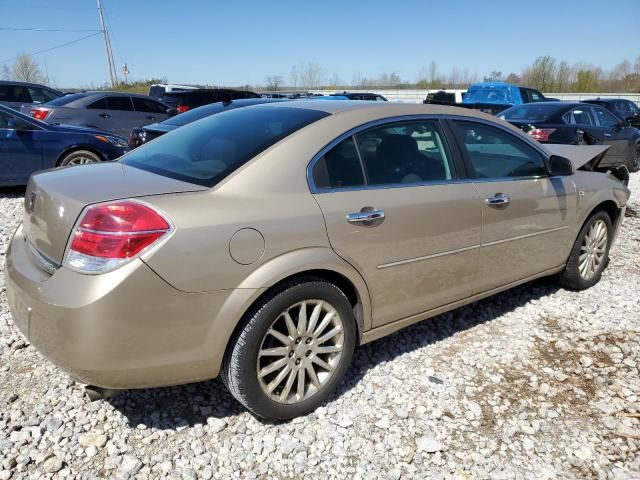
xmin=121 ymin=106 xmax=329 ymax=187
xmin=500 ymin=104 xmax=559 ymax=122
xmin=45 ymin=92 xmax=86 ymax=106
xmin=463 ymin=85 xmax=520 ymax=105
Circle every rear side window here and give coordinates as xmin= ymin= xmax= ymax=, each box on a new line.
xmin=27 ymin=87 xmax=59 ymax=104
xmin=454 ymin=121 xmax=547 ymax=179
xmin=106 ymin=96 xmax=134 ymax=111
xmin=87 ymin=98 xmax=109 ymax=109
xmin=121 ymin=106 xmax=329 ymax=187
xmin=564 ymin=107 xmax=595 ymax=126
xmin=313 ymin=138 xmax=364 ymax=189
xmin=132 ymin=97 xmax=168 ymax=113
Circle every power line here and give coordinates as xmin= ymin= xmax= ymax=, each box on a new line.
xmin=0 ymin=27 xmax=100 ymax=32
xmin=0 ymin=32 xmax=101 ymax=64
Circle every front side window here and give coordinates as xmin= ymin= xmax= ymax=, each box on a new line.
xmin=454 ymin=121 xmax=547 ymax=179
xmin=593 ymin=106 xmax=619 ymax=127
xmin=28 ymin=87 xmax=59 ymax=104
xmin=121 ymin=106 xmax=329 ymax=187
xmin=565 ymin=107 xmax=595 ymax=126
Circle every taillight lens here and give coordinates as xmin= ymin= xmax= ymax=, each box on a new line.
xmin=31 ymin=109 xmax=50 ymax=121
xmin=527 ymin=128 xmax=556 ymax=142
xmin=176 ymin=105 xmax=189 ymax=113
xmin=64 ymin=200 xmax=171 ymax=274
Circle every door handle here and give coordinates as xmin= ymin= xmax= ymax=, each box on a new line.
xmin=346 ymin=209 xmax=385 ymax=226
xmin=98 ymin=113 xmax=110 ymax=118
xmin=603 ymin=133 xmax=611 ymax=137
xmin=146 ymin=115 xmax=155 ymax=120
xmin=485 ymin=193 xmax=511 ymax=207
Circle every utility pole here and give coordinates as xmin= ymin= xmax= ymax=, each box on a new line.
xmin=97 ymin=0 xmax=117 ymax=87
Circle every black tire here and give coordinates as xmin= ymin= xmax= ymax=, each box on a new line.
xmin=58 ymin=149 xmax=101 ymax=167
xmin=629 ymin=143 xmax=640 ymax=173
xmin=558 ymin=210 xmax=613 ymax=290
xmin=221 ymin=278 xmax=356 ymax=420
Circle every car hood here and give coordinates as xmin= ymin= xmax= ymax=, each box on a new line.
xmin=542 ymin=144 xmax=610 ymax=170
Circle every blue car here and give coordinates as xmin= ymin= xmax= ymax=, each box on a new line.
xmin=0 ymin=103 xmax=128 ymax=186
xmin=461 ymin=82 xmax=554 ymax=115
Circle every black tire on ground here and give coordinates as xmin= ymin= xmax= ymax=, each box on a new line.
xmin=629 ymin=143 xmax=640 ymax=173
xmin=58 ymin=150 xmax=101 ymax=167
xmin=557 ymin=210 xmax=613 ymax=291
xmin=221 ymin=278 xmax=357 ymax=420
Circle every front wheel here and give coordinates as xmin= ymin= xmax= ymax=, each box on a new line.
xmin=222 ymin=279 xmax=356 ymax=420
xmin=558 ymin=211 xmax=612 ymax=290
xmin=58 ymin=150 xmax=101 ymax=167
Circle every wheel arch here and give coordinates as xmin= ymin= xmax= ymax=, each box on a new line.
xmin=55 ymin=145 xmax=105 ymax=167
xmin=206 ymin=247 xmax=372 ymax=377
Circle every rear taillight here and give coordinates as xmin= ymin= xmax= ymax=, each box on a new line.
xmin=176 ymin=105 xmax=189 ymax=113
xmin=64 ymin=200 xmax=171 ymax=274
xmin=527 ymin=128 xmax=556 ymax=142
xmin=31 ymin=109 xmax=50 ymax=121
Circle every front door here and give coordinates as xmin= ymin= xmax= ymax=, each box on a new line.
xmin=311 ymin=118 xmax=482 ymax=327
xmin=450 ymin=119 xmax=575 ymax=292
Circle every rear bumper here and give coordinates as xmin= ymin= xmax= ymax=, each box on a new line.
xmin=5 ymin=224 xmax=254 ymax=389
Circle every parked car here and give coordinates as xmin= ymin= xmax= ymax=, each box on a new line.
xmin=583 ymin=98 xmax=640 ymax=129
xmin=128 ymin=98 xmax=290 ymax=147
xmin=423 ymin=89 xmax=466 ymax=106
xmin=159 ymin=88 xmax=260 ymax=113
xmin=461 ymin=82 xmax=554 ymax=115
xmin=22 ymin=92 xmax=172 ymax=138
xmin=6 ymin=101 xmax=629 ymax=420
xmin=148 ymin=83 xmax=198 ymax=98
xmin=330 ymin=92 xmax=387 ymax=101
xmin=0 ymin=80 xmax=64 ymax=110
xmin=500 ymin=101 xmax=640 ymax=173
xmin=0 ymin=103 xmax=128 ymax=186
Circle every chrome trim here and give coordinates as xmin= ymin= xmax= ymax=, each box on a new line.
xmin=485 ymin=193 xmax=511 ymax=206
xmin=346 ymin=209 xmax=385 ymax=225
xmin=24 ymin=234 xmax=59 ymax=275
xmin=481 ymin=225 xmax=569 ymax=248
xmin=377 ymin=244 xmax=479 ymax=269
xmin=78 ymin=227 xmax=170 ymax=236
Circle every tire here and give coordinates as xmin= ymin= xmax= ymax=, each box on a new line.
xmin=629 ymin=143 xmax=640 ymax=173
xmin=222 ymin=278 xmax=356 ymax=420
xmin=58 ymin=150 xmax=101 ymax=167
xmin=557 ymin=210 xmax=613 ymax=290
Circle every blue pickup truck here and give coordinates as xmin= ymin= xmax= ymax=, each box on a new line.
xmin=461 ymin=82 xmax=555 ymax=114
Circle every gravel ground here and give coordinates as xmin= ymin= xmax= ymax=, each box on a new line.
xmin=0 ymin=175 xmax=639 ymax=480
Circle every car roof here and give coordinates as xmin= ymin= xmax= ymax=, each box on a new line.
xmin=0 ymin=80 xmax=62 ymax=91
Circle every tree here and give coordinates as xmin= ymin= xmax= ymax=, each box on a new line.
xmin=523 ymin=55 xmax=557 ymax=91
xmin=289 ymin=65 xmax=299 ymax=89
xmin=8 ymin=53 xmax=46 ymax=83
xmin=329 ymin=72 xmax=341 ymax=88
xmin=301 ymin=63 xmax=323 ymax=88
xmin=554 ymin=61 xmax=573 ymax=92
xmin=575 ymin=69 xmax=599 ymax=92
xmin=1 ymin=64 xmax=10 ymax=80
xmin=505 ymin=72 xmax=521 ymax=84
xmin=483 ymin=71 xmax=504 ymax=82
xmin=265 ymin=75 xmax=284 ymax=90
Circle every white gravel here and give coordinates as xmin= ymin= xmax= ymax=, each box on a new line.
xmin=1 ymin=175 xmax=639 ymax=480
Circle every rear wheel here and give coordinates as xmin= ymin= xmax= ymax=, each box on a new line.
xmin=222 ymin=279 xmax=356 ymax=420
xmin=558 ymin=210 xmax=612 ymax=290
xmin=58 ymin=150 xmax=101 ymax=167
xmin=630 ymin=143 xmax=640 ymax=172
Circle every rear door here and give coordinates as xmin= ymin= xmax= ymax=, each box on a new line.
xmin=311 ymin=117 xmax=482 ymax=327
xmin=131 ymin=97 xmax=170 ymax=126
xmin=0 ymin=109 xmax=44 ymax=184
xmin=450 ymin=119 xmax=575 ymax=293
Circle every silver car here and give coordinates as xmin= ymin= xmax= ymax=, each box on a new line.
xmin=22 ymin=91 xmax=172 ymax=137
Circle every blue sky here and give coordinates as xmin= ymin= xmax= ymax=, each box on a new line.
xmin=1 ymin=0 xmax=638 ymax=88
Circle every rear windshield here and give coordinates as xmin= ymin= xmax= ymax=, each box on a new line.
xmin=500 ymin=104 xmax=559 ymax=122
xmin=45 ymin=92 xmax=86 ymax=106
xmin=121 ymin=106 xmax=329 ymax=187
xmin=163 ymin=103 xmax=226 ymax=126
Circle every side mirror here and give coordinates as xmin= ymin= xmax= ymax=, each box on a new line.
xmin=166 ymin=108 xmax=178 ymax=117
xmin=548 ymin=155 xmax=573 ymax=176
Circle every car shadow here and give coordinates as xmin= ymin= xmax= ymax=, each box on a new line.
xmin=107 ymin=278 xmax=560 ymax=429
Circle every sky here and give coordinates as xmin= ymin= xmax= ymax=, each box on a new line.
xmin=0 ymin=0 xmax=638 ymax=89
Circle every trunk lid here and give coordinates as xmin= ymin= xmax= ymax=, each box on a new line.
xmin=23 ymin=162 xmax=206 ymax=263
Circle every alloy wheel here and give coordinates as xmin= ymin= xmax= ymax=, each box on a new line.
xmin=256 ymin=300 xmax=344 ymax=404
xmin=578 ymin=219 xmax=608 ymax=280
xmin=67 ymin=156 xmax=97 ymax=165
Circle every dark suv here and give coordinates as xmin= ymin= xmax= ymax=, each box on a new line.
xmin=160 ymin=89 xmax=260 ymax=113
xmin=584 ymin=98 xmax=640 ymax=128
xmin=0 ymin=80 xmax=64 ymax=110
